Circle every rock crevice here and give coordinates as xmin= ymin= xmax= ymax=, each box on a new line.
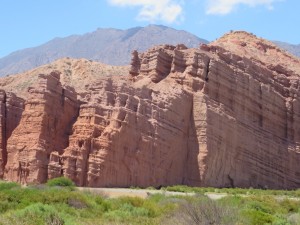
xmin=0 ymin=91 xmax=25 ymax=177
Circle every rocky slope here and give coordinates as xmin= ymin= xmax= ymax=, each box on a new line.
xmin=0 ymin=58 xmax=129 ymax=99
xmin=0 ymin=25 xmax=207 ymax=77
xmin=1 ymin=31 xmax=300 ymax=189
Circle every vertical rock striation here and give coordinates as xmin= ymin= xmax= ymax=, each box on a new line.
xmin=49 ymin=78 xmax=193 ymax=187
xmin=4 ymin=72 xmax=79 ymax=184
xmin=0 ymin=91 xmax=24 ymax=177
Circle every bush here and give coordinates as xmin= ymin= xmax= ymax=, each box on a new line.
xmin=164 ymin=196 xmax=238 ymax=225
xmin=47 ymin=177 xmax=75 ymax=187
xmin=67 ymin=194 xmax=90 ymax=209
xmin=5 ymin=203 xmax=65 ymax=225
xmin=241 ymin=209 xmax=274 ymax=225
xmin=280 ymin=199 xmax=300 ymax=213
xmin=288 ymin=213 xmax=300 ymax=225
xmin=0 ymin=201 xmax=18 ymax=213
xmin=0 ymin=181 xmax=20 ymax=191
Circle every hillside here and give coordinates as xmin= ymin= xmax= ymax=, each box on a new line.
xmin=0 ymin=25 xmax=207 ymax=76
xmin=0 ymin=57 xmax=129 ymax=98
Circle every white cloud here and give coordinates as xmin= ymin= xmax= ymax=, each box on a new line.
xmin=206 ymin=0 xmax=281 ymax=15
xmin=108 ymin=0 xmax=184 ymax=23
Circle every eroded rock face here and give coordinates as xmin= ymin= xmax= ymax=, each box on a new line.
xmin=48 ymin=77 xmax=193 ymax=188
xmin=199 ymin=48 xmax=300 ymax=189
xmin=0 ymin=91 xmax=24 ymax=177
xmin=1 ymin=31 xmax=300 ymax=189
xmin=4 ymin=72 xmax=79 ymax=184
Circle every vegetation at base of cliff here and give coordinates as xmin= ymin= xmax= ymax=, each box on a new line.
xmin=0 ymin=181 xmax=299 ymax=225
xmin=163 ymin=185 xmax=300 ymax=197
xmin=0 ymin=180 xmax=175 ymax=225
xmin=46 ymin=177 xmax=75 ymax=188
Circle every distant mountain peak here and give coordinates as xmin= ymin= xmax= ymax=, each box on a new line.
xmin=0 ymin=26 xmax=299 ymax=77
xmin=273 ymin=41 xmax=300 ymax=58
xmin=0 ymin=25 xmax=208 ymax=76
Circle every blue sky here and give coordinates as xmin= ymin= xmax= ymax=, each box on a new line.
xmin=0 ymin=0 xmax=299 ymax=58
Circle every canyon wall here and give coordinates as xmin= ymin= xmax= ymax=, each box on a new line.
xmin=1 ymin=31 xmax=300 ymax=189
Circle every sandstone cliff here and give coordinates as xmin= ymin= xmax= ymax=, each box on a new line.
xmin=4 ymin=72 xmax=78 ymax=184
xmin=0 ymin=31 xmax=300 ymax=189
xmin=0 ymin=91 xmax=24 ymax=177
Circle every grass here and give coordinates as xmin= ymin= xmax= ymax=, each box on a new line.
xmin=0 ymin=180 xmax=177 ymax=225
xmin=162 ymin=185 xmax=300 ymax=197
xmin=0 ymin=180 xmax=299 ymax=225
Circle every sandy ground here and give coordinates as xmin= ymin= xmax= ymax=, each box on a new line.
xmin=77 ymin=187 xmax=196 ymax=199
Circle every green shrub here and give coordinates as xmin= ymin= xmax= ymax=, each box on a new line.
xmin=272 ymin=215 xmax=291 ymax=225
xmin=103 ymin=202 xmax=151 ymax=223
xmin=119 ymin=197 xmax=144 ymax=207
xmin=95 ymin=196 xmax=112 ymax=212
xmin=67 ymin=194 xmax=90 ymax=209
xmin=6 ymin=203 xmax=65 ymax=225
xmin=241 ymin=209 xmax=274 ymax=225
xmin=0 ymin=201 xmax=18 ymax=213
xmin=164 ymin=185 xmax=198 ymax=193
xmin=280 ymin=199 xmax=300 ymax=213
xmin=0 ymin=182 xmax=20 ymax=191
xmin=47 ymin=177 xmax=75 ymax=187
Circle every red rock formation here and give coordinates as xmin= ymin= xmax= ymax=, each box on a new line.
xmin=47 ymin=77 xmax=193 ymax=188
xmin=0 ymin=91 xmax=24 ymax=177
xmin=4 ymin=72 xmax=78 ymax=184
xmin=1 ymin=31 xmax=300 ymax=189
xmin=129 ymin=50 xmax=140 ymax=77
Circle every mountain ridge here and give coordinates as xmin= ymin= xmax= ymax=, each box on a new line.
xmin=0 ymin=25 xmax=207 ymax=76
xmin=0 ymin=25 xmax=299 ymax=77
xmin=273 ymin=41 xmax=300 ymax=58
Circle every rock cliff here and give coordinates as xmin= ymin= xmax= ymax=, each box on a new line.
xmin=1 ymin=31 xmax=300 ymax=189
xmin=0 ymin=91 xmax=24 ymax=177
xmin=4 ymin=72 xmax=78 ymax=184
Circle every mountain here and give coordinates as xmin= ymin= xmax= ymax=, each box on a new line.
xmin=0 ymin=25 xmax=207 ymax=76
xmin=0 ymin=24 xmax=298 ymax=78
xmin=1 ymin=31 xmax=300 ymax=189
xmin=273 ymin=41 xmax=300 ymax=57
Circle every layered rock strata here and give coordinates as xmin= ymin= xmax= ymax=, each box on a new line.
xmin=4 ymin=72 xmax=78 ymax=184
xmin=1 ymin=31 xmax=300 ymax=189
